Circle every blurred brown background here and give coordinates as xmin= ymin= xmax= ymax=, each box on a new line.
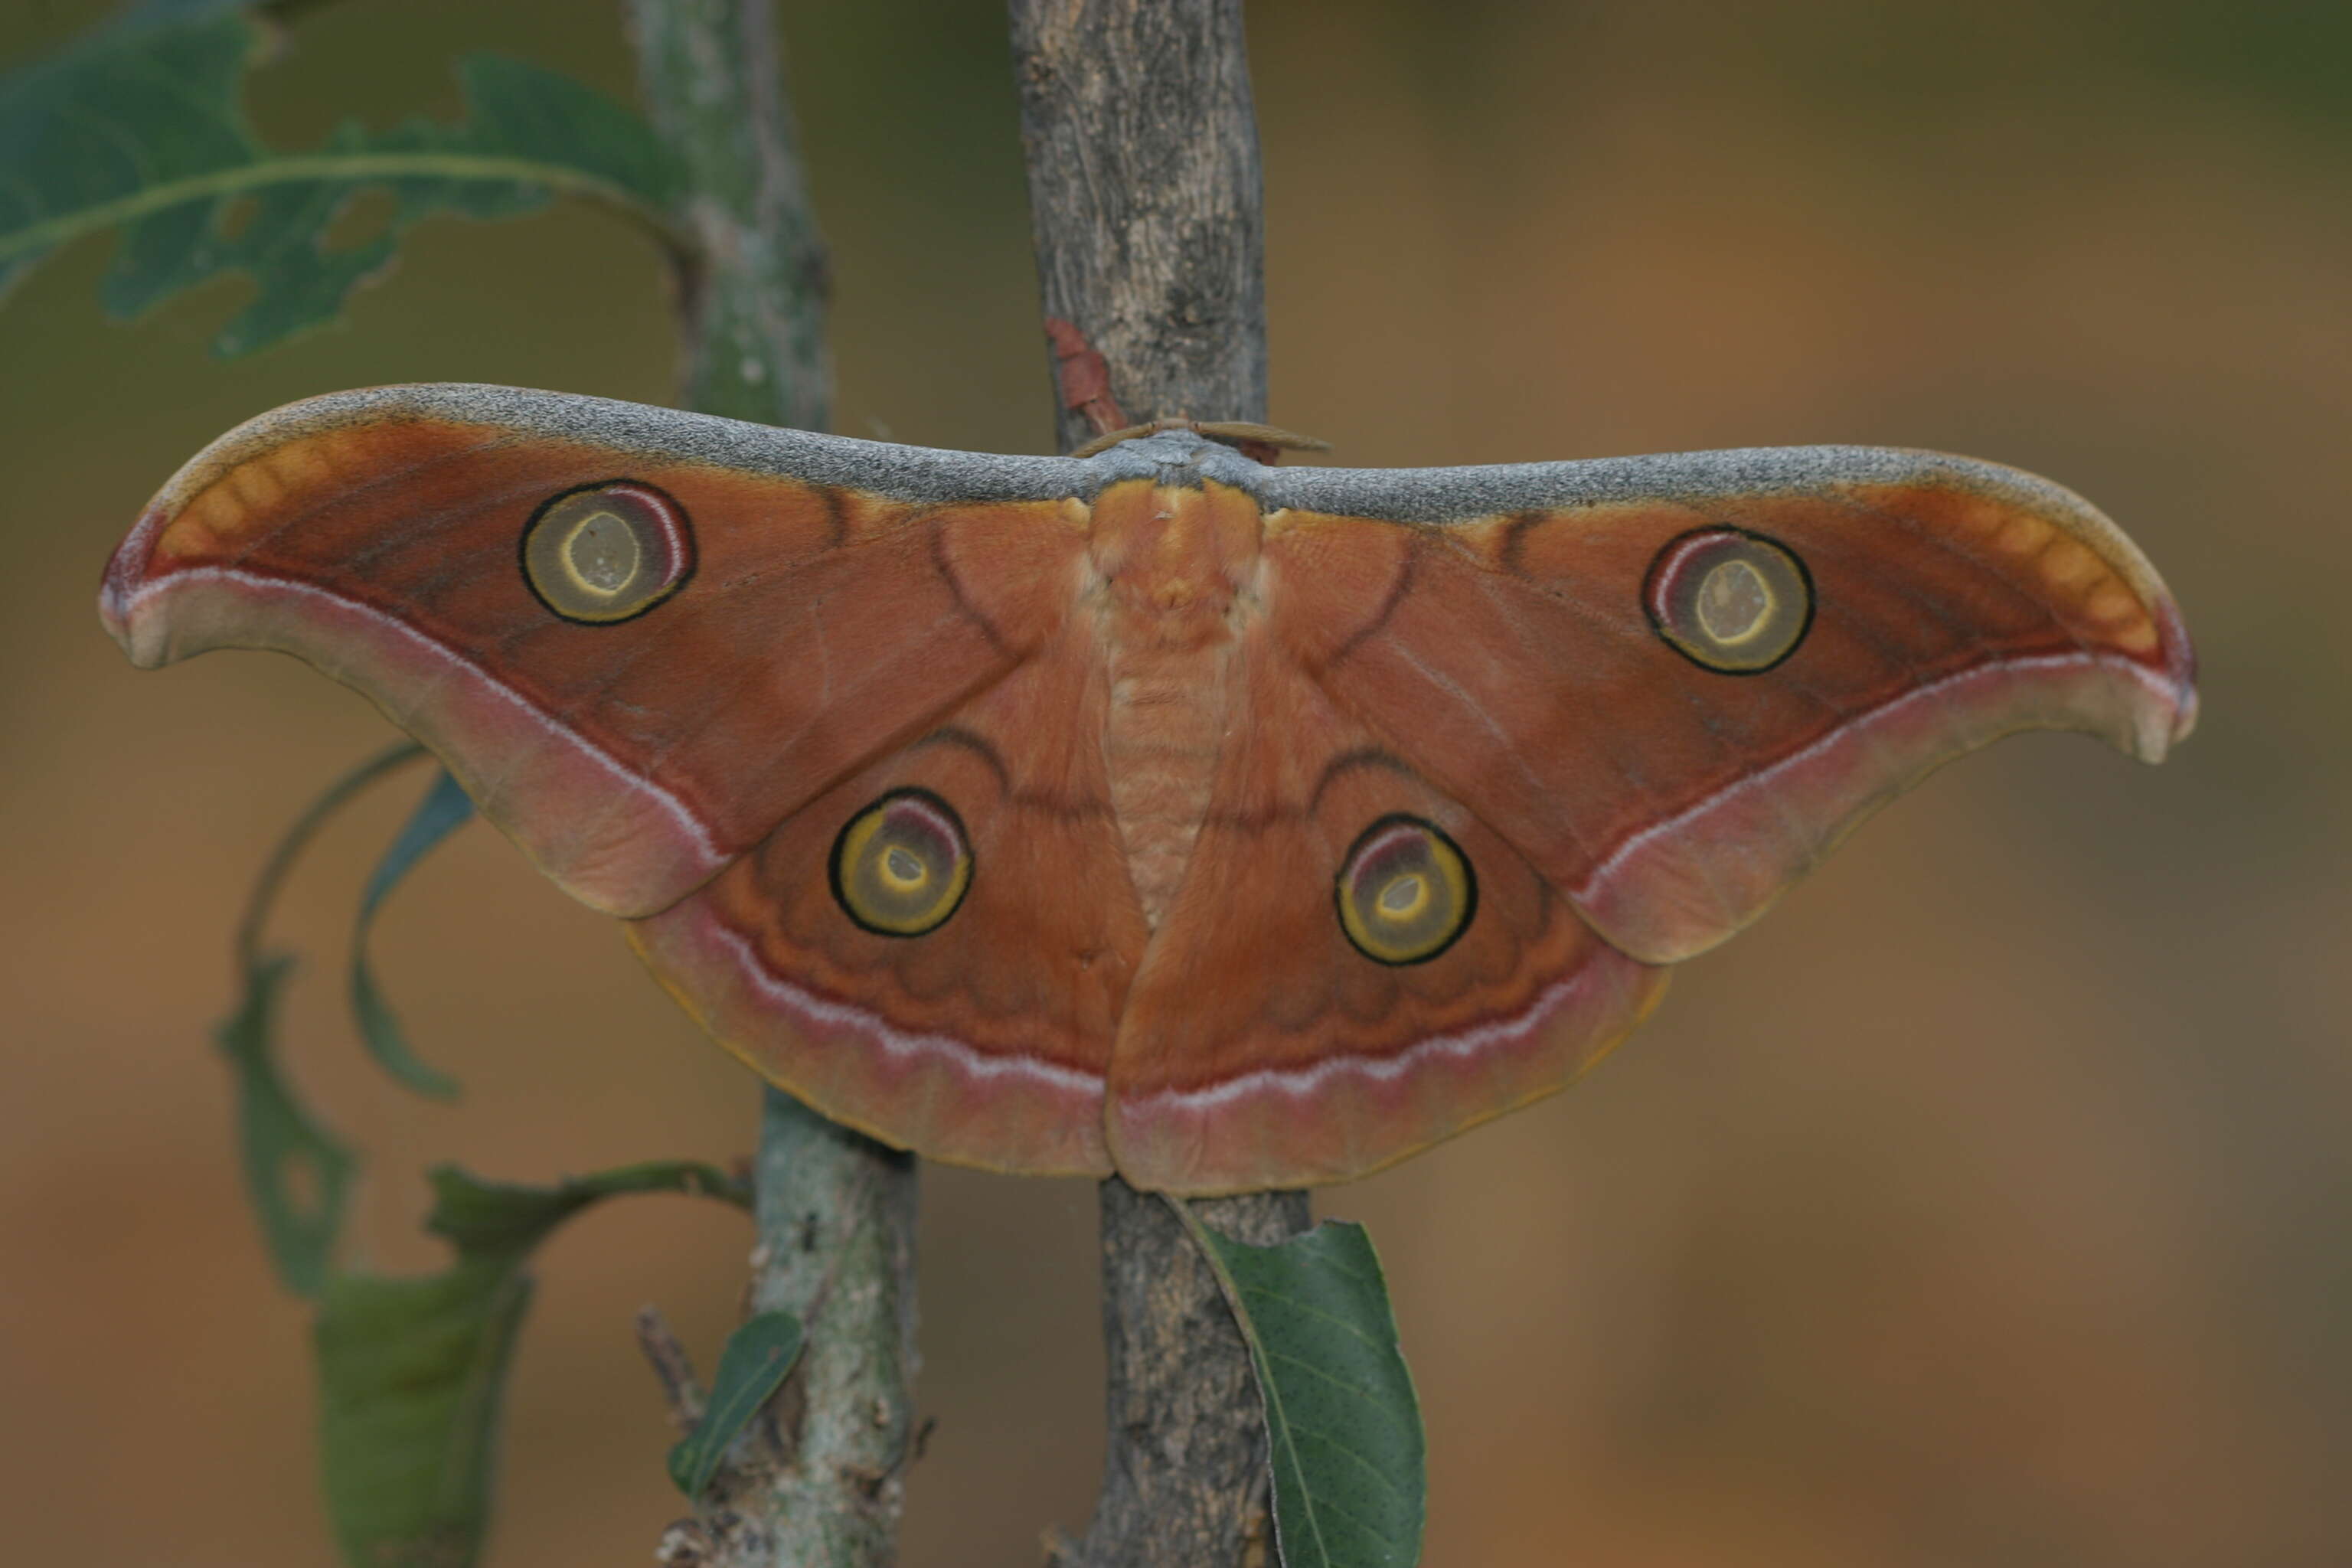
xmin=2 ymin=0 xmax=2342 ymax=1563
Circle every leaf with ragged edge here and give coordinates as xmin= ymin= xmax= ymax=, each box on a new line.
xmin=211 ymin=746 xmax=751 ymax=1564
xmin=1175 ymin=1207 xmax=1428 ymax=1568
xmin=217 ymin=950 xmax=356 ymax=1298
xmin=349 ymin=768 xmax=475 ymax=1101
xmin=666 ymin=1311 xmax=805 ymax=1498
xmin=0 ymin=4 xmax=685 ymax=354
xmin=318 ymin=1161 xmax=753 ymax=1568
xmin=219 ymin=741 xmax=426 ymax=1295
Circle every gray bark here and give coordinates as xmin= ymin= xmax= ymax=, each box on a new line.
xmin=1055 ymin=1182 xmax=1309 ymax=1568
xmin=1011 ymin=0 xmax=1271 ymax=451
xmin=625 ymin=5 xmax=920 ymax=1566
xmin=1010 ymin=4 xmax=1314 ymax=1565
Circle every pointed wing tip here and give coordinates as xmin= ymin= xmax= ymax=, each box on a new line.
xmin=2146 ymin=590 xmax=2200 ymax=755
xmin=2080 ymin=556 xmax=2197 ymax=766
xmin=99 ymin=503 xmax=173 ymax=665
xmin=1897 ymin=448 xmax=2200 ymax=765
xmin=99 ymin=386 xmax=469 ymax=665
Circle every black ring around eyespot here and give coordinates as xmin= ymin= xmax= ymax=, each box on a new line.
xmin=518 ymin=479 xmax=697 ymax=626
xmin=828 ymin=786 xmax=975 ymax=939
xmin=1640 ymin=524 xmax=1816 ymax=675
xmin=1332 ymin=812 xmax=1479 ymax=966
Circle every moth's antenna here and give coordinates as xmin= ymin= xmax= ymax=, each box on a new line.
xmin=1071 ymin=416 xmax=1331 ymax=462
xmin=1194 ymin=420 xmax=1332 ymax=456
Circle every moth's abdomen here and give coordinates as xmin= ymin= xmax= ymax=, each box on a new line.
xmin=1103 ymin=639 xmax=1237 ymax=927
xmin=1086 ymin=477 xmax=1266 ymax=927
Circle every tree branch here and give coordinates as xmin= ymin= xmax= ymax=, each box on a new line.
xmin=624 ymin=0 xmax=832 ymax=431
xmin=623 ymin=5 xmax=917 ymax=1565
xmin=1011 ymin=0 xmax=1270 ymax=455
xmin=1008 ymin=4 xmax=1312 ymax=1563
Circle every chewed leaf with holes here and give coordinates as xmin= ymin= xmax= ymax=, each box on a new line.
xmin=0 ymin=5 xmax=679 ymax=353
xmin=317 ymin=1161 xmax=748 ymax=1568
xmin=1181 ymin=1210 xmax=1426 ymax=1568
xmin=215 ymin=740 xmax=430 ymax=1296
xmin=104 ymin=384 xmax=2196 ymax=1192
xmin=217 ymin=950 xmax=356 ymax=1298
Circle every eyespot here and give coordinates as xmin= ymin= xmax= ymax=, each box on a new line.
xmin=521 ymin=482 xmax=694 ymax=624
xmin=1643 ymin=528 xmax=1813 ymax=673
xmin=1335 ymin=815 xmax=1476 ymax=965
xmin=830 ymin=789 xmax=973 ymax=937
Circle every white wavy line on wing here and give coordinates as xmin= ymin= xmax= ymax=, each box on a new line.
xmin=120 ymin=567 xmax=727 ymax=868
xmin=706 ymin=920 xmax=1106 ymax=1097
xmin=1124 ymin=966 xmax=1598 ymax=1116
xmin=1570 ymin=650 xmax=2181 ymax=903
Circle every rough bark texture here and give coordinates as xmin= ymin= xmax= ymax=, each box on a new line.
xmin=1011 ymin=0 xmax=1270 ymax=452
xmin=1056 ymin=1182 xmax=1310 ymax=1568
xmin=1009 ymin=4 xmax=1314 ymax=1565
xmin=625 ymin=6 xmax=920 ymax=1566
xmin=647 ymin=1112 xmax=922 ymax=1568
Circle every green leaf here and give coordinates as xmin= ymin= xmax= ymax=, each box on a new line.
xmin=423 ymin=1158 xmax=753 ymax=1266
xmin=211 ymin=748 xmax=750 ymax=1563
xmin=0 ymin=6 xmax=686 ymax=354
xmin=666 ymin=1311 xmax=805 ymax=1498
xmin=348 ymin=768 xmax=474 ymax=1101
xmin=1175 ymin=1206 xmax=1428 ymax=1568
xmin=220 ymin=740 xmax=426 ymax=1295
xmin=317 ymin=1259 xmax=532 ymax=1568
xmin=216 ymin=950 xmax=356 ymax=1298
xmin=113 ymin=1 xmax=260 ymax=30
xmin=317 ymin=1161 xmax=750 ymax=1568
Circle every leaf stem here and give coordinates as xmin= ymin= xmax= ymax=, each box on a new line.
xmin=0 ymin=152 xmax=694 ymax=269
xmin=231 ymin=740 xmax=425 ymax=972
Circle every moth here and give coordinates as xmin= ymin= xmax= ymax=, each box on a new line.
xmin=100 ymin=385 xmax=2197 ymax=1194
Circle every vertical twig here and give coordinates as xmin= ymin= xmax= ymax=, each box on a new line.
xmin=623 ymin=5 xmax=919 ymax=1565
xmin=1011 ymin=0 xmax=1269 ymax=454
xmin=1008 ymin=4 xmax=1313 ymax=1565
xmin=625 ymin=0 xmax=831 ymax=432
xmin=740 ymin=1095 xmax=921 ymax=1559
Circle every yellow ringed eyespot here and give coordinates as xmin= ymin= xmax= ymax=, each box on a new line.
xmin=830 ymin=789 xmax=973 ymax=937
xmin=1643 ymin=528 xmax=1813 ymax=673
xmin=521 ymin=481 xmax=694 ymax=624
xmin=1335 ymin=815 xmax=1476 ymax=965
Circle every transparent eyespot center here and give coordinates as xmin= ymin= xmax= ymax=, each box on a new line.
xmin=1336 ymin=816 xmax=1475 ymax=965
xmin=831 ymin=789 xmax=972 ymax=937
xmin=1695 ymin=558 xmax=1772 ymax=644
xmin=522 ymin=482 xmax=693 ymax=623
xmin=1644 ymin=529 xmax=1812 ymax=672
xmin=563 ymin=509 xmax=642 ymax=595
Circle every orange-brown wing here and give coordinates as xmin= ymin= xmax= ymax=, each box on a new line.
xmin=632 ymin=612 xmax=1147 ymax=1175
xmin=1259 ymin=446 xmax=2196 ymax=965
xmin=100 ymin=384 xmax=1095 ymax=918
xmin=1105 ymin=616 xmax=1668 ymax=1194
xmin=1108 ymin=443 xmax=2193 ymax=1193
